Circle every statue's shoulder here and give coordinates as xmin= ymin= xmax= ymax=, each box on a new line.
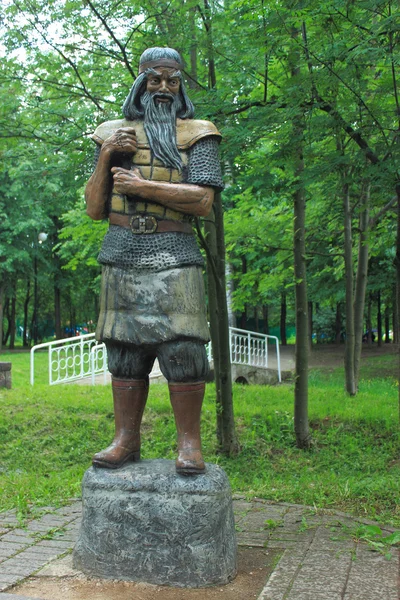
xmin=92 ymin=119 xmax=146 ymax=145
xmin=176 ymin=119 xmax=222 ymax=149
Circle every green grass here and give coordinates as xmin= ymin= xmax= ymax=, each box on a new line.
xmin=0 ymin=349 xmax=399 ymax=526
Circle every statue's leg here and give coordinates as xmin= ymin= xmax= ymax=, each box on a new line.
xmin=92 ymin=343 xmax=155 ymax=469
xmin=158 ymin=340 xmax=209 ymax=475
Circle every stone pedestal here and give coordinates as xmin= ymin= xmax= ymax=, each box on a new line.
xmin=73 ymin=459 xmax=237 ymax=587
xmin=0 ymin=363 xmax=11 ymax=389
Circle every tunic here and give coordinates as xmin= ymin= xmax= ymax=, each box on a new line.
xmin=92 ymin=117 xmax=223 ymax=346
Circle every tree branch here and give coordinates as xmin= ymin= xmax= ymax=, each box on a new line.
xmin=84 ymin=0 xmax=136 ymax=79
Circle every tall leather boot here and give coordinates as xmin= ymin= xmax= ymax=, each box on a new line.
xmin=169 ymin=381 xmax=205 ymax=475
xmin=92 ymin=378 xmax=148 ymax=469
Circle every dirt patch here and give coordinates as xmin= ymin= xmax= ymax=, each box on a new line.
xmin=10 ymin=547 xmax=281 ymax=600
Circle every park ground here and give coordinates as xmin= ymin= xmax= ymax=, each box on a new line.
xmin=0 ymin=343 xmax=399 ymax=526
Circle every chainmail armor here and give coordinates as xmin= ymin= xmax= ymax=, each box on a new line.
xmin=98 ymin=227 xmax=204 ymax=272
xmin=187 ymin=137 xmax=224 ymax=191
xmin=92 ymin=135 xmax=223 ymax=271
xmin=93 ymin=144 xmax=101 ymax=171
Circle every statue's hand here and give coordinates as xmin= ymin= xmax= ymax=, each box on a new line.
xmin=102 ymin=127 xmax=137 ymax=156
xmin=111 ymin=167 xmax=144 ymax=195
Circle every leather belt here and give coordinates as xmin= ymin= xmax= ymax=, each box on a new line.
xmin=109 ymin=212 xmax=193 ymax=235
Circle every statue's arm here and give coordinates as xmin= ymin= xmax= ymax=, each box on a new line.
xmin=110 ymin=136 xmax=223 ymax=218
xmin=85 ymin=127 xmax=137 ymax=221
xmin=85 ymin=147 xmax=113 ymax=220
xmin=111 ymin=169 xmax=214 ymax=217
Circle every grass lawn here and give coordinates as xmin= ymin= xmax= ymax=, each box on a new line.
xmin=0 ymin=347 xmax=399 ymax=526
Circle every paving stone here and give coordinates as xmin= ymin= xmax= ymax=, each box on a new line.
xmin=343 ymin=594 xmax=398 ymax=600
xmin=290 ymin=572 xmax=346 ymax=594
xmin=37 ymin=513 xmax=69 ymax=523
xmin=0 ymin=534 xmax=33 ymax=545
xmin=345 ymin=558 xmax=398 ymax=599
xmin=35 ymin=540 xmax=74 ymax=550
xmin=0 ymin=558 xmax=44 ymax=574
xmin=300 ymin=550 xmax=353 ymax=568
xmin=309 ymin=537 xmax=355 ymax=551
xmin=237 ymin=532 xmax=269 ymax=547
xmin=0 ymin=543 xmax=26 ymax=557
xmin=19 ymin=546 xmax=64 ymax=558
xmin=24 ymin=523 xmax=56 ymax=533
xmin=35 ymin=554 xmax=80 ymax=578
xmin=53 ymin=503 xmax=82 ymax=517
xmin=1 ymin=529 xmax=34 ymax=539
xmin=285 ymin=592 xmax=342 ymax=600
xmin=0 ymin=560 xmax=39 ymax=577
xmin=0 ymin=573 xmax=23 ymax=584
xmin=266 ymin=539 xmax=304 ymax=549
xmin=233 ymin=501 xmax=254 ymax=513
xmin=48 ymin=533 xmax=77 ymax=543
xmin=241 ymin=511 xmax=281 ymax=532
xmin=0 ymin=594 xmax=40 ymax=599
xmin=269 ymin=531 xmax=313 ymax=542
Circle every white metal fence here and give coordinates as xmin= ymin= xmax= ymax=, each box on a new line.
xmin=30 ymin=333 xmax=103 ymax=386
xmin=31 ymin=327 xmax=281 ymax=386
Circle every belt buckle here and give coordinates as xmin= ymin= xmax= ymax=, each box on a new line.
xmin=130 ymin=214 xmax=158 ymax=234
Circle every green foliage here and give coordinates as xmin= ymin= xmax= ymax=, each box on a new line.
xmin=0 ymin=0 xmax=398 ymax=344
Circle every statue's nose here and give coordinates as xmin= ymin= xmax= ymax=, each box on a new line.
xmin=160 ymin=80 xmax=169 ymax=92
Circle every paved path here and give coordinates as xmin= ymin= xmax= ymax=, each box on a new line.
xmin=0 ymin=497 xmax=398 ymax=599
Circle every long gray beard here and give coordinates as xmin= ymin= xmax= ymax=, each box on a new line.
xmin=140 ymin=91 xmax=183 ymax=172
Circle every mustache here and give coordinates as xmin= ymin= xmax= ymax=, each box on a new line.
xmin=151 ymin=92 xmax=175 ymax=102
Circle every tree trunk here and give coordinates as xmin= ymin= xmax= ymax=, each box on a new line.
xmin=396 ymin=184 xmax=400 ymax=420
xmin=353 ymin=184 xmax=370 ymax=388
xmin=254 ymin=307 xmax=259 ymax=332
xmin=225 ymin=262 xmax=236 ymax=328
xmin=335 ymin=302 xmax=342 ymax=344
xmin=188 ymin=5 xmax=199 ymax=89
xmin=280 ymin=292 xmax=287 ymax=345
xmin=9 ymin=287 xmax=17 ymax=350
xmin=240 ymin=256 xmax=247 ymax=329
xmin=366 ymin=294 xmax=373 ymax=345
xmin=393 ymin=285 xmax=399 ymax=344
xmin=0 ymin=283 xmax=4 ymax=353
xmin=32 ymin=255 xmax=38 ymax=345
xmin=385 ymin=305 xmax=390 ymax=343
xmin=54 ymin=284 xmax=62 ymax=339
xmin=377 ymin=291 xmax=382 ymax=347
xmin=293 ymin=169 xmax=310 ymax=448
xmin=308 ymin=301 xmax=313 ymax=349
xmin=263 ymin=305 xmax=269 ymax=335
xmin=204 ymin=214 xmax=222 ymax=444
xmin=343 ymin=179 xmax=357 ymax=394
xmin=204 ymin=199 xmax=239 ymax=456
xmin=3 ymin=297 xmax=10 ymax=346
xmin=291 ymin=24 xmax=311 ymax=449
xmin=23 ymin=279 xmax=31 ymax=347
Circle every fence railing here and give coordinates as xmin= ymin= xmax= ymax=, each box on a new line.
xmin=31 ymin=327 xmax=281 ymax=385
xmin=30 ymin=333 xmax=103 ymax=386
xmin=207 ymin=327 xmax=281 ymax=382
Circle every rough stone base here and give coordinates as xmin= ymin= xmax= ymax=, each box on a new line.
xmin=73 ymin=459 xmax=237 ymax=587
xmin=0 ymin=362 xmax=11 ymax=389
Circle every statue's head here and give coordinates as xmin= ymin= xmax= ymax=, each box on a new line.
xmin=121 ymin=48 xmax=194 ymax=171
xmin=122 ymin=47 xmax=194 ymax=121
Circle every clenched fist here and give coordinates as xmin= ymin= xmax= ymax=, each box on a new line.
xmin=111 ymin=166 xmax=144 ymax=195
xmin=102 ymin=127 xmax=137 ymax=156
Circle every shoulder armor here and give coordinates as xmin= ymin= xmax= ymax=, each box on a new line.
xmin=92 ymin=119 xmax=147 ymax=147
xmin=176 ymin=119 xmax=222 ymax=149
xmin=92 ymin=118 xmax=221 ymax=149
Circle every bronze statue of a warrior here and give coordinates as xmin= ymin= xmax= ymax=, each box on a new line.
xmin=86 ymin=47 xmax=223 ymax=475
